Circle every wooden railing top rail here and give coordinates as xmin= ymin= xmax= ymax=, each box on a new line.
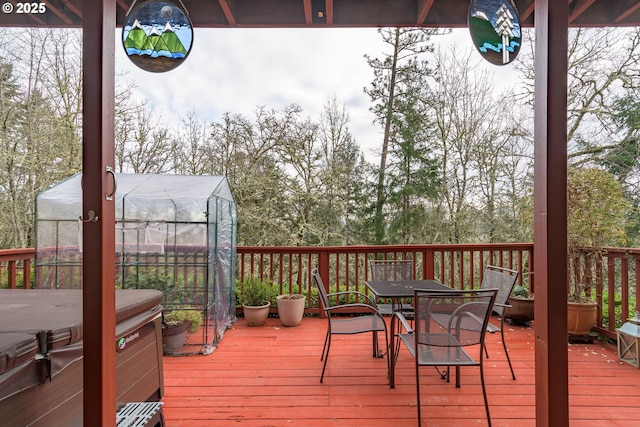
xmin=237 ymin=243 xmax=534 ymax=253
xmin=0 ymin=248 xmax=35 ymax=260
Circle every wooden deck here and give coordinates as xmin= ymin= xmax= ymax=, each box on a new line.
xmin=162 ymin=316 xmax=640 ymax=427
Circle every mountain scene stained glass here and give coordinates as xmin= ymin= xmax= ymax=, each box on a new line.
xmin=468 ymin=0 xmax=521 ymax=66
xmin=122 ymin=0 xmax=193 ymax=73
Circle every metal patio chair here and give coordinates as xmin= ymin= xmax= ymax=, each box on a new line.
xmin=311 ymin=268 xmax=389 ymax=383
xmin=428 ymin=265 xmax=519 ymax=380
xmin=369 ymin=259 xmax=414 ymax=315
xmin=480 ymin=265 xmax=519 ymax=380
xmin=392 ymin=288 xmax=498 ymax=427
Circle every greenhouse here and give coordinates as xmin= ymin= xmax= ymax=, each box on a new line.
xmin=34 ymin=173 xmax=237 ymax=355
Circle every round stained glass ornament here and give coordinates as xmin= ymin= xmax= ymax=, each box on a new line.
xmin=122 ymin=0 xmax=193 ymax=73
xmin=468 ymin=0 xmax=521 ymax=66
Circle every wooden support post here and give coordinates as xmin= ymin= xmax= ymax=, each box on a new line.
xmin=534 ymin=1 xmax=569 ymax=426
xmin=82 ymin=0 xmax=116 ymax=425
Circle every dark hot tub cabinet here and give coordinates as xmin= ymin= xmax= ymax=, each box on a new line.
xmin=0 ymin=289 xmax=164 ymax=427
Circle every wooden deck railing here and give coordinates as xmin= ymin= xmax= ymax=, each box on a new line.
xmin=237 ymin=243 xmax=534 ymax=315
xmin=0 ymin=248 xmax=33 ymax=289
xmin=590 ymin=247 xmax=640 ymax=338
xmin=2 ymin=244 xmax=639 ymax=340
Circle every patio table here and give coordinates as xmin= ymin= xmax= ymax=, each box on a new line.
xmin=365 ymin=279 xmax=451 ymax=388
xmin=366 ymin=279 xmax=450 ymax=314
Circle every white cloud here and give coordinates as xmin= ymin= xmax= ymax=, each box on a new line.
xmin=115 ymin=27 xmax=519 ymax=161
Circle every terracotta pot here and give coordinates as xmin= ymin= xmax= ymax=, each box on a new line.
xmin=277 ymin=294 xmax=306 ymax=327
xmin=505 ymin=297 xmax=535 ymax=322
xmin=567 ymin=301 xmax=598 ymax=336
xmin=242 ymin=302 xmax=271 ymax=326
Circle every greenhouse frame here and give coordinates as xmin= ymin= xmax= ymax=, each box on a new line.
xmin=35 ymin=173 xmax=237 ymax=355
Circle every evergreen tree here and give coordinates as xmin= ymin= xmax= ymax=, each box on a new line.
xmin=364 ymin=27 xmax=444 ymax=244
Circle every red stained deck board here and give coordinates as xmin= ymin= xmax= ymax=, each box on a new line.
xmin=161 ymin=317 xmax=640 ymax=426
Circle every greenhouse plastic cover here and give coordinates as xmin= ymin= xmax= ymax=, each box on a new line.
xmin=35 ymin=173 xmax=238 ymax=355
xmin=36 ymin=173 xmax=234 ymax=221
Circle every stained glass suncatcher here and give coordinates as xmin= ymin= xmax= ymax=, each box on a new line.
xmin=468 ymin=0 xmax=521 ymax=66
xmin=122 ymin=0 xmax=193 ymax=73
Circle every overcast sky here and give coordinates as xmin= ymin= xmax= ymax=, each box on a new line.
xmin=114 ymin=27 xmax=518 ymax=160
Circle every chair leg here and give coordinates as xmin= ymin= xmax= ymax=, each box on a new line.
xmin=320 ymin=331 xmax=331 ymax=383
xmin=383 ymin=326 xmax=390 ymax=386
xmin=393 ymin=339 xmax=401 ymax=366
xmin=431 ymin=365 xmax=448 ymax=381
xmin=373 ymin=330 xmax=385 ymax=358
xmin=372 ymin=330 xmax=380 ymax=358
xmin=500 ymin=321 xmax=516 ymax=380
xmin=479 ymin=359 xmax=492 ymax=427
xmin=390 ymin=316 xmax=401 ymax=388
xmin=415 ymin=363 xmax=421 ymax=427
xmin=321 ymin=329 xmax=330 ymax=361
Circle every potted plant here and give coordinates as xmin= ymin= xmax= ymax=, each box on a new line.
xmin=276 ymin=285 xmax=306 ymax=327
xmin=237 ymin=276 xmax=272 ymax=326
xmin=162 ymin=308 xmax=203 ymax=352
xmin=566 ymin=167 xmax=630 ymax=336
xmin=505 ymin=284 xmax=534 ymax=326
xmin=124 ymin=271 xmax=196 ymax=352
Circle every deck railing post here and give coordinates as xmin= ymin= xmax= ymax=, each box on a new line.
xmin=422 ymin=248 xmax=434 ymax=280
xmin=317 ymin=249 xmax=330 ymax=318
xmin=23 ymin=258 xmax=31 ymax=289
xmin=8 ymin=261 xmax=16 ymax=289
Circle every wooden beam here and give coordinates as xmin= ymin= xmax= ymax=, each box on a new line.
xmin=60 ymin=0 xmax=82 ymax=18
xmin=4 ymin=0 xmax=48 ymax=25
xmin=45 ymin=1 xmax=74 ymax=25
xmin=218 ymin=0 xmax=236 ymax=25
xmin=116 ymin=0 xmax=129 ymax=14
xmin=82 ymin=0 xmax=116 ymax=425
xmin=417 ymin=0 xmax=435 ymax=24
xmin=304 ymin=0 xmax=312 ymax=24
xmin=325 ymin=0 xmax=333 ymax=25
xmin=520 ymin=0 xmax=536 ymax=22
xmin=534 ymin=1 xmax=569 ymax=427
xmin=569 ymin=0 xmax=596 ymax=24
xmin=614 ymin=1 xmax=640 ymax=23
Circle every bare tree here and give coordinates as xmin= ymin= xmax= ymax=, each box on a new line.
xmin=0 ymin=28 xmax=83 ymax=247
xmin=516 ymin=27 xmax=640 ymax=243
xmin=426 ymin=46 xmax=528 ymax=243
xmin=516 ymin=28 xmax=640 ymax=166
xmin=171 ymin=110 xmax=210 ymax=175
xmin=207 ymin=107 xmax=296 ymax=246
xmin=315 ymin=96 xmax=369 ymax=245
xmin=116 ymin=100 xmax=172 ymax=174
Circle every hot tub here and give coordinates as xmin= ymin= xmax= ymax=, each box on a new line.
xmin=0 ymin=289 xmax=164 ymax=427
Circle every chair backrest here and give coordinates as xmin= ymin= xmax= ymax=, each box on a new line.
xmin=369 ymin=259 xmax=413 ymax=281
xmin=480 ymin=265 xmax=519 ymax=316
xmin=311 ymin=268 xmax=330 ymax=312
xmin=414 ymin=288 xmax=498 ymax=348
